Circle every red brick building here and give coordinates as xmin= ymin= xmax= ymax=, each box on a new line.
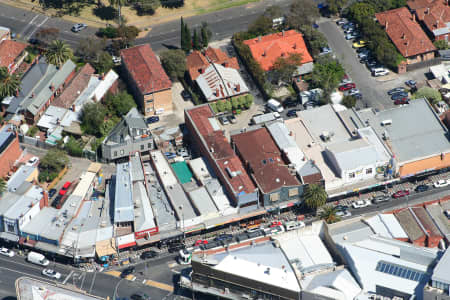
xmin=408 ymin=0 xmax=450 ymax=41
xmin=0 ymin=130 xmax=22 ymax=178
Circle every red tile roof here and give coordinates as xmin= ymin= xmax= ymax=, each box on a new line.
xmin=375 ymin=7 xmax=436 ymax=58
xmin=243 ymin=30 xmax=313 ymax=71
xmin=186 ymin=47 xmax=239 ymax=80
xmin=231 ymin=128 xmax=300 ymax=194
xmin=411 ymin=207 xmax=442 ymax=237
xmin=0 ymin=40 xmax=27 ymax=72
xmin=415 ymin=2 xmax=450 ymax=36
xmin=407 ymin=0 xmax=438 ymax=10
xmin=121 ymin=44 xmax=172 ymax=95
xmin=52 ymin=63 xmax=95 ymax=109
xmin=186 ymin=105 xmax=256 ymax=194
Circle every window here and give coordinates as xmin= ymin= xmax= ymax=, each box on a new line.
xmin=140 ymin=145 xmax=144 ymax=151
xmin=366 ymin=168 xmax=372 ymax=174
xmin=148 ymin=143 xmax=152 ymax=149
xmin=348 ymin=172 xmax=355 ymax=179
xmin=270 ymin=193 xmax=280 ymax=202
xmin=7 ymin=224 xmax=14 ymax=232
xmin=375 ymin=261 xmax=425 ymax=282
xmin=114 ymin=151 xmax=117 ymax=157
xmin=289 ymin=188 xmax=298 ymax=197
xmin=120 ymin=150 xmax=124 ymax=155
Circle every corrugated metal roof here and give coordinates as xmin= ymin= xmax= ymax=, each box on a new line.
xmin=72 ymin=171 xmax=96 ymax=198
xmin=432 ymin=247 xmax=450 ymax=285
xmin=188 ymin=186 xmax=218 ymax=217
xmin=113 ymin=163 xmax=134 ymax=223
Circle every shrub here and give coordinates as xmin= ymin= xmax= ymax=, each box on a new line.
xmin=97 ymin=27 xmax=118 ymax=38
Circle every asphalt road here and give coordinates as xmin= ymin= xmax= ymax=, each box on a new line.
xmin=317 ymin=19 xmax=394 ymax=111
xmin=0 ymin=0 xmax=292 ymax=52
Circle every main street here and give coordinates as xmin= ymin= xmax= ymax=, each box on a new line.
xmin=0 ymin=0 xmax=292 ymax=52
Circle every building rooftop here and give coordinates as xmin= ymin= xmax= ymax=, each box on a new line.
xmin=21 ymin=207 xmax=65 ymax=242
xmin=113 ymin=162 xmax=134 ymax=223
xmin=120 ymin=44 xmax=171 ymax=95
xmin=104 ymin=107 xmax=150 ymax=147
xmin=187 ymin=157 xmax=213 ymax=185
xmin=231 ymin=127 xmax=300 ymax=194
xmin=395 ymin=209 xmax=426 ymax=242
xmin=432 ymin=246 xmax=450 ymax=285
xmin=3 ymin=185 xmax=42 ymax=220
xmin=165 ymin=183 xmax=197 ymax=222
xmin=375 ymin=7 xmax=436 ymax=58
xmin=365 ymin=213 xmax=408 ymax=240
xmin=133 ymin=181 xmax=156 ymax=233
xmin=0 ymin=40 xmax=27 ymax=72
xmin=204 ymin=178 xmax=233 ymax=213
xmin=425 ymin=202 xmax=450 ymax=239
xmin=411 ymin=206 xmax=442 ymax=238
xmin=414 ymin=0 xmax=450 ymax=37
xmin=243 ymin=30 xmax=313 ymax=71
xmin=150 ymin=150 xmax=178 ymax=187
xmin=7 ymin=165 xmax=36 ymax=193
xmin=187 ymin=47 xmax=239 ymax=80
xmin=188 ymin=186 xmax=218 ymax=217
xmin=37 ymin=105 xmax=67 ymax=131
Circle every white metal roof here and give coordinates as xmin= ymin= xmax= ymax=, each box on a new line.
xmin=133 ymin=181 xmax=156 ymax=232
xmin=113 ymin=162 xmax=134 ymax=223
xmin=150 ymin=150 xmax=178 ymax=187
xmin=188 ymin=157 xmax=213 ymax=185
xmin=72 ymin=171 xmax=96 ymax=198
xmin=204 ymin=178 xmax=233 ymax=213
xmin=188 ymin=186 xmax=218 ymax=217
xmin=365 ymin=214 xmax=408 ymax=240
xmin=432 ymin=247 xmax=450 ymax=285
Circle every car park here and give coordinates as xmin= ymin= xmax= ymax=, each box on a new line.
xmin=392 ymin=190 xmax=410 ymax=198
xmin=71 ymin=23 xmax=87 ymax=32
xmin=141 ymin=250 xmax=158 ymax=259
xmin=433 ymin=179 xmax=450 ymax=188
xmin=352 ymin=199 xmax=371 ymax=208
xmin=415 ymin=184 xmax=430 ymax=192
xmin=146 ymin=116 xmax=159 ymax=124
xmin=219 ymin=115 xmax=230 ymax=125
xmin=0 ymin=247 xmax=14 ymax=257
xmin=388 ymin=87 xmax=406 ymax=95
xmin=394 ymin=99 xmax=409 ymax=105
xmin=339 ymin=83 xmax=356 ymax=91
xmin=42 ymin=269 xmax=61 ymax=279
xmin=372 ymin=195 xmax=390 ymax=204
xmin=121 ymin=267 xmax=135 ymax=278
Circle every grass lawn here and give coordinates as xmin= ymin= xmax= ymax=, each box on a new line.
xmin=5 ymin=0 xmax=263 ymax=29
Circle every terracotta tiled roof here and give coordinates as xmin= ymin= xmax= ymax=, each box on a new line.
xmin=0 ymin=40 xmax=27 ymax=72
xmin=415 ymin=2 xmax=450 ymax=35
xmin=407 ymin=0 xmax=435 ymax=10
xmin=52 ymin=63 xmax=95 ymax=109
xmin=121 ymin=44 xmax=172 ymax=95
xmin=231 ymin=128 xmax=300 ymax=194
xmin=186 ymin=47 xmax=239 ymax=80
xmin=376 ymin=7 xmax=436 ymax=58
xmin=243 ymin=30 xmax=314 ymax=71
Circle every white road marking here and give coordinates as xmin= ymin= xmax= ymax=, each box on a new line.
xmin=26 ymin=16 xmax=49 ymax=40
xmin=88 ymin=272 xmax=97 ymax=294
xmin=62 ymin=270 xmax=74 ymax=284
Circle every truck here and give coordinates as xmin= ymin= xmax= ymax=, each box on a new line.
xmin=27 ymin=251 xmax=49 ymax=266
xmin=267 ymin=99 xmax=284 ymax=113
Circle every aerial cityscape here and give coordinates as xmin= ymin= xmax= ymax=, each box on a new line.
xmin=0 ymin=0 xmax=450 ymax=299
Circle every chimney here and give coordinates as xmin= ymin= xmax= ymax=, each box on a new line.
xmin=15 ymin=90 xmax=19 ymax=97
xmin=215 ymin=88 xmax=219 ymax=97
xmin=385 ymin=21 xmax=388 ymax=30
xmin=235 ymin=84 xmax=240 ymax=92
xmin=412 ymin=13 xmax=416 ymax=22
xmin=262 ymin=50 xmax=266 ymax=57
xmin=198 ymin=68 xmax=204 ymax=74
xmin=223 ymin=62 xmax=229 ymax=68
xmin=258 ymin=36 xmax=261 ymax=42
xmin=100 ymin=73 xmax=105 ymax=80
xmin=426 ymin=7 xmax=430 ymax=14
xmin=50 ymin=84 xmax=55 ymax=91
xmin=72 ymin=104 xmax=76 ymax=112
xmin=402 ymin=33 xmax=406 ymax=39
xmin=31 ymin=92 xmax=35 ymax=98
xmin=437 ymin=20 xmax=440 ymax=27
xmin=282 ymin=30 xmax=285 ymax=36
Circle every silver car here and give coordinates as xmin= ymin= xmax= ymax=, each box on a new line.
xmin=71 ymin=23 xmax=87 ymax=32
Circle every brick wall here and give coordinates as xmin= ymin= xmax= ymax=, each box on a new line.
xmin=143 ymin=88 xmax=173 ymax=117
xmin=0 ymin=134 xmax=22 ymax=178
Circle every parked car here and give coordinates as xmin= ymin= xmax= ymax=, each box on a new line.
xmin=164 ymin=152 xmax=176 ymax=159
xmin=353 ymin=93 xmax=363 ymax=100
xmin=112 ymin=56 xmax=121 ymax=64
xmin=372 ymin=68 xmax=389 ymax=77
xmin=71 ymin=23 xmax=87 ymax=32
xmin=405 ymin=80 xmax=417 ymax=88
xmin=283 ymin=98 xmax=298 ymax=108
xmin=168 ymin=243 xmax=184 ymax=253
xmin=391 ymin=93 xmax=409 ymax=101
xmin=214 ymin=234 xmax=233 ymax=241
xmin=352 ymin=40 xmax=367 ymax=48
xmin=181 ymin=90 xmax=192 ymax=101
xmin=372 ymin=195 xmax=390 ymax=204
xmin=336 ymin=209 xmax=352 ymax=217
xmin=48 ymin=188 xmax=57 ymax=198
xmin=141 ymin=250 xmax=158 ymax=259
xmin=319 ymin=47 xmax=332 ymax=55
xmin=388 ymin=87 xmax=406 ymax=95
xmin=228 ymin=115 xmax=237 ymax=124
xmin=392 ymin=190 xmax=410 ymax=198
xmin=347 ymin=88 xmax=360 ymax=96
xmin=176 ymin=147 xmax=189 ymax=158
xmin=366 ymin=60 xmax=378 ymax=68
xmin=415 ymin=184 xmax=430 ymax=192
xmin=121 ymin=267 xmax=135 ymax=278
xmin=246 ymin=226 xmax=262 ymax=233
xmin=445 ymin=210 xmax=450 ymax=220
xmin=26 ymin=156 xmax=39 ymax=166
xmin=345 ymin=33 xmax=357 ymax=40
xmin=146 ymin=116 xmax=160 ymax=124
xmin=59 ymin=181 xmax=71 ymax=196
xmin=352 ymin=199 xmax=371 ymax=209
xmin=270 ymin=221 xmax=283 ymax=228
xmin=287 ymin=109 xmax=300 ymax=117
xmin=336 ymin=19 xmax=347 ymax=25
xmin=42 ymin=269 xmax=61 ymax=279
xmin=131 ymin=293 xmax=151 ymax=300
xmin=194 ymin=239 xmax=209 ymax=246
xmin=433 ymin=179 xmax=450 ymax=188
xmin=339 ymin=83 xmax=356 ymax=91
xmin=394 ymin=99 xmax=409 ymax=105
xmin=219 ymin=115 xmax=230 ymax=125
xmin=0 ymin=247 xmax=14 ymax=257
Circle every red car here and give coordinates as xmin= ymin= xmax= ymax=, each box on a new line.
xmin=59 ymin=181 xmax=71 ymax=196
xmin=270 ymin=221 xmax=283 ymax=228
xmin=394 ymin=99 xmax=409 ymax=105
xmin=392 ymin=190 xmax=410 ymax=198
xmin=194 ymin=239 xmax=208 ymax=246
xmin=338 ymin=83 xmax=356 ymax=91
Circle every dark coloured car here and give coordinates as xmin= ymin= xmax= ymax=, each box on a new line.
xmin=372 ymin=195 xmax=390 ymax=204
xmin=338 ymin=83 xmax=356 ymax=91
xmin=214 ymin=233 xmax=233 ymax=241
xmin=181 ymin=90 xmax=192 ymax=100
xmin=388 ymin=87 xmax=406 ymax=95
xmin=131 ymin=292 xmax=151 ymax=300
xmin=405 ymin=80 xmax=416 ymax=88
xmin=48 ymin=188 xmax=57 ymax=198
xmin=146 ymin=116 xmax=160 ymax=124
xmin=394 ymin=99 xmax=409 ymax=105
xmin=141 ymin=250 xmax=158 ymax=259
xmin=287 ymin=109 xmax=300 ymax=117
xmin=120 ymin=267 xmax=135 ymax=278
xmin=353 ymin=93 xmax=363 ymax=100
xmin=392 ymin=190 xmax=410 ymax=198
xmin=391 ymin=92 xmax=408 ymax=100
xmin=283 ymin=99 xmax=298 ymax=108
xmin=168 ymin=243 xmax=184 ymax=253
xmin=415 ymin=184 xmax=430 ymax=193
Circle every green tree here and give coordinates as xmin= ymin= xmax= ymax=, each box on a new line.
xmin=263 ymin=5 xmax=283 ymax=19
xmin=200 ymin=22 xmax=212 ymax=48
xmin=76 ymin=37 xmax=107 ymax=63
xmin=184 ymin=23 xmax=192 ymax=52
xmin=0 ymin=67 xmax=21 ymax=98
xmin=244 ymin=94 xmax=254 ymax=109
xmin=81 ymin=102 xmax=107 ymax=136
xmin=231 ymin=97 xmax=240 ymax=109
xmin=310 ymin=56 xmax=345 ymax=102
xmin=347 ymin=2 xmax=375 ymax=25
xmin=45 ymin=40 xmax=73 ymax=67
xmin=39 ymin=148 xmax=69 ymax=175
xmin=160 ymin=49 xmax=186 ymax=80
xmin=342 ymin=95 xmax=357 ymax=108
xmin=223 ymin=100 xmax=232 ymax=112
xmin=192 ymin=29 xmax=201 ymax=50
xmin=247 ymin=15 xmax=273 ymax=37
xmin=65 ymin=136 xmax=83 ymax=157
xmin=180 ymin=17 xmax=186 ymax=51
xmin=413 ymin=87 xmax=442 ymax=104
xmin=271 ymin=53 xmax=303 ymax=84
xmin=100 ymin=116 xmax=120 ymax=136
xmin=209 ymin=102 xmax=218 ymax=113
xmin=106 ymin=91 xmax=136 ymax=116
xmin=304 ymin=184 xmax=327 ymax=214
xmin=320 ymin=206 xmax=341 ymax=224
xmin=92 ymin=51 xmax=115 ymax=74
xmin=434 ymin=40 xmax=449 ymax=50
xmin=287 ymin=0 xmax=319 ymax=29
xmin=0 ymin=178 xmax=6 ymax=194
xmin=300 ymin=25 xmax=328 ymax=57
xmin=216 ymin=100 xmax=225 ymax=112
xmin=133 ymin=0 xmax=161 ymax=15
xmin=117 ymin=25 xmax=140 ymax=47
xmin=327 ymin=0 xmax=348 ymax=15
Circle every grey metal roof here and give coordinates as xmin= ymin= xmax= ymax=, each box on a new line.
xmin=266 ymin=122 xmax=297 ymax=150
xmin=432 ymin=247 xmax=450 ymax=285
xmin=298 ymin=160 xmax=321 ymax=177
xmin=165 ymin=183 xmax=197 ymax=220
xmin=133 ymin=181 xmax=156 ymax=232
xmin=103 ymin=107 xmax=150 ymax=146
xmin=21 ymin=207 xmax=64 ymax=242
xmin=0 ymin=192 xmax=21 ymax=215
xmin=395 ymin=209 xmax=425 ymax=241
xmin=0 ymin=130 xmax=13 ymax=149
xmin=7 ymin=165 xmax=37 ymax=193
xmin=3 ymin=186 xmax=43 ymax=220
xmin=130 ymin=154 xmax=145 ymax=182
xmin=113 ymin=162 xmax=134 ymax=223
xmin=358 ymin=99 xmax=450 ymax=164
xmin=188 ymin=186 xmax=218 ymax=216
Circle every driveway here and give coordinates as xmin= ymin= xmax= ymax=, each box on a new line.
xmin=318 ymin=20 xmax=394 ymax=110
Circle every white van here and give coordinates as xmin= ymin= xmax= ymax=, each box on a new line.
xmin=27 ymin=251 xmax=49 ymax=266
xmin=284 ymin=221 xmax=305 ymax=231
xmin=372 ymin=68 xmax=389 ymax=77
xmin=267 ymin=99 xmax=284 ymax=113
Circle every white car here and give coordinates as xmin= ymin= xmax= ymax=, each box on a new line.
xmin=336 ymin=210 xmax=352 ymax=217
xmin=112 ymin=56 xmax=121 ymax=64
xmin=347 ymin=88 xmax=360 ymax=96
xmin=26 ymin=156 xmax=39 ymax=166
xmin=352 ymin=199 xmax=371 ymax=209
xmin=433 ymin=179 xmax=450 ymax=188
xmin=42 ymin=269 xmax=61 ymax=279
xmin=0 ymin=247 xmax=14 ymax=257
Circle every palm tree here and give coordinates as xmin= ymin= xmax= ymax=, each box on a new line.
xmin=0 ymin=67 xmax=20 ymax=98
xmin=304 ymin=183 xmax=327 ymax=215
xmin=0 ymin=178 xmax=6 ymax=195
xmin=109 ymin=0 xmax=126 ymax=25
xmin=320 ymin=206 xmax=341 ymax=224
xmin=45 ymin=40 xmax=73 ymax=67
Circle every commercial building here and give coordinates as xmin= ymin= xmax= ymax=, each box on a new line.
xmin=185 ymin=105 xmax=258 ymax=210
xmin=102 ymin=107 xmax=154 ymax=162
xmin=113 ymin=162 xmax=134 ymax=230
xmin=0 ymin=127 xmax=22 ymax=178
xmin=376 ymin=7 xmax=436 ymax=65
xmin=408 ymin=0 xmax=450 ymax=42
xmin=121 ymin=44 xmax=172 ymax=117
xmin=357 ymin=98 xmax=450 ymax=178
xmin=188 ymin=157 xmax=213 ymax=185
xmin=364 ymin=213 xmax=409 ymax=242
xmin=231 ymin=127 xmax=303 ymax=207
xmin=424 ymin=246 xmax=450 ymax=300
xmin=7 ymin=165 xmax=38 ymax=193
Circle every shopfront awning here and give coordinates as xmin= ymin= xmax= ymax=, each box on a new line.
xmin=0 ymin=232 xmax=19 ymax=242
xmin=95 ymin=239 xmax=117 ymax=257
xmin=116 ymin=233 xmax=136 ymax=250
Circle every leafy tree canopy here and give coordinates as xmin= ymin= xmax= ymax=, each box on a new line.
xmin=106 ymin=91 xmax=136 ymax=117
xmin=413 ymin=87 xmax=442 ymax=104
xmin=160 ymin=49 xmax=186 ymax=80
xmin=81 ymin=102 xmax=107 ymax=136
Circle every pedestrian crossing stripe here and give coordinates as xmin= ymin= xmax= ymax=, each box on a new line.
xmin=104 ymin=270 xmax=121 ymax=277
xmin=144 ymin=279 xmax=174 ymax=292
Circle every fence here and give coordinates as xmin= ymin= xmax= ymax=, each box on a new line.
xmin=406 ymin=57 xmax=442 ymax=72
xmin=19 ymin=134 xmax=55 ymax=150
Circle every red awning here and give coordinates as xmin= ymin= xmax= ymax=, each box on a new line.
xmin=118 ymin=241 xmax=136 ymax=249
